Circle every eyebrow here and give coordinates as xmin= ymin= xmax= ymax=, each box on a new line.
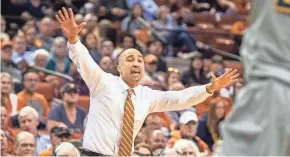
xmin=126 ymin=55 xmax=143 ymax=59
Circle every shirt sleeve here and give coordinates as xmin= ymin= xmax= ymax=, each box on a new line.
xmin=149 ymin=85 xmax=212 ymax=113
xmin=67 ymin=40 xmax=106 ymax=96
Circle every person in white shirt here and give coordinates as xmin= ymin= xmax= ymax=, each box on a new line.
xmin=55 ymin=7 xmax=239 ymax=156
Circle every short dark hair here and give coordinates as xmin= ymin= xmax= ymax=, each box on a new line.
xmin=120 ymin=33 xmax=136 ymax=46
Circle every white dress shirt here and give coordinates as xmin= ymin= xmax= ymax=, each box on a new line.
xmin=68 ymin=40 xmax=212 ymax=156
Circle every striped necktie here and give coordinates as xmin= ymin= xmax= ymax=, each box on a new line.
xmin=118 ymin=88 xmax=135 ymax=156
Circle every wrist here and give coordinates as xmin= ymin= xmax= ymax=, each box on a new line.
xmin=68 ymin=36 xmax=79 ymax=44
xmin=206 ymin=83 xmax=215 ymax=94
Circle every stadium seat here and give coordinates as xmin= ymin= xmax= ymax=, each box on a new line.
xmin=134 ymin=28 xmax=150 ymax=45
xmin=35 ymin=82 xmax=55 ymax=101
xmin=78 ymin=96 xmax=90 ymax=112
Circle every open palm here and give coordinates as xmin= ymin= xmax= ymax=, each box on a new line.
xmin=211 ymin=68 xmax=239 ymax=91
xmin=55 ymin=8 xmax=86 ymax=42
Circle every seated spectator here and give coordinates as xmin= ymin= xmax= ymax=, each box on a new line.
xmin=113 ymin=33 xmax=137 ymax=60
xmin=147 ymin=40 xmax=168 ymax=72
xmin=134 ymin=132 xmax=147 ymax=146
xmin=84 ymin=32 xmax=101 ymax=63
xmin=17 ymin=69 xmax=50 ymax=118
xmin=196 ymin=98 xmax=226 ymax=151
xmin=38 ymin=17 xmax=54 ymax=51
xmin=99 ymin=56 xmax=116 ymax=75
xmin=152 ymin=5 xmax=197 ymax=53
xmin=146 ymin=130 xmax=167 ymax=152
xmin=182 ymin=52 xmax=208 ymax=87
xmin=1 ymin=106 xmax=18 ymax=154
xmin=1 ymin=72 xmax=25 ymax=116
xmin=0 ymin=129 xmax=11 ymax=156
xmin=13 ymin=131 xmax=36 ymax=156
xmin=1 ymin=41 xmax=22 ymax=82
xmin=121 ymin=3 xmax=145 ymax=35
xmin=157 ymin=148 xmax=182 ymax=156
xmin=32 ymin=49 xmax=50 ymax=68
xmin=47 ymin=83 xmax=87 ymax=135
xmin=12 ymin=35 xmax=34 ymax=68
xmin=22 ymin=24 xmax=42 ymax=52
xmin=134 ymin=143 xmax=153 ymax=156
xmin=99 ymin=38 xmax=115 ymax=62
xmin=18 ymin=106 xmax=51 ymax=155
xmin=52 ymin=142 xmax=80 ymax=157
xmin=173 ymin=139 xmax=200 ymax=156
xmin=209 ymin=55 xmax=225 ymax=78
xmin=47 ymin=37 xmax=71 ymax=74
xmin=166 ymin=67 xmax=181 ymax=88
xmin=39 ymin=125 xmax=71 ymax=156
xmin=142 ymin=54 xmax=161 ymax=82
xmin=168 ymin=111 xmax=209 ymax=154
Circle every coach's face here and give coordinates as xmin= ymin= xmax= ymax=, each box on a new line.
xmin=118 ymin=49 xmax=145 ymax=87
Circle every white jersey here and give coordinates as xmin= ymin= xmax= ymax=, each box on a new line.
xmin=241 ymin=0 xmax=290 ymax=83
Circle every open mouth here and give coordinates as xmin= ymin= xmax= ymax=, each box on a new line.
xmin=131 ymin=69 xmax=140 ymax=75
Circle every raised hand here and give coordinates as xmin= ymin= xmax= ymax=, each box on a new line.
xmin=206 ymin=68 xmax=240 ymax=93
xmin=55 ymin=7 xmax=86 ymax=43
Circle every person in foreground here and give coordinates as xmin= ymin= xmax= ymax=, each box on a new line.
xmin=55 ymin=7 xmax=239 ymax=156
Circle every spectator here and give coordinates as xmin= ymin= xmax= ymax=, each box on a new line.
xmin=38 ymin=16 xmax=54 ymax=51
xmin=158 ymin=148 xmax=182 ymax=156
xmin=39 ymin=125 xmax=71 ymax=156
xmin=22 ymin=0 xmax=46 ymax=19
xmin=99 ymin=0 xmax=128 ymax=21
xmin=173 ymin=139 xmax=200 ymax=157
xmin=52 ymin=142 xmax=80 ymax=157
xmin=168 ymin=111 xmax=209 ymax=154
xmin=196 ymin=98 xmax=226 ymax=151
xmin=209 ymin=55 xmax=225 ymax=78
xmin=147 ymin=40 xmax=168 ymax=72
xmin=134 ymin=132 xmax=147 ymax=146
xmin=17 ymin=69 xmax=50 ymax=118
xmin=1 ymin=41 xmax=22 ymax=82
xmin=146 ymin=130 xmax=167 ymax=152
xmin=84 ymin=32 xmax=101 ymax=63
xmin=98 ymin=38 xmax=115 ymax=63
xmin=134 ymin=143 xmax=153 ymax=156
xmin=1 ymin=16 xmax=6 ymax=33
xmin=99 ymin=56 xmax=116 ymax=74
xmin=0 ymin=129 xmax=11 ymax=156
xmin=113 ymin=33 xmax=137 ymax=60
xmin=47 ymin=83 xmax=87 ymax=135
xmin=46 ymin=37 xmax=71 ymax=74
xmin=152 ymin=5 xmax=197 ymax=53
xmin=182 ymin=52 xmax=207 ymax=86
xmin=11 ymin=35 xmax=34 ymax=69
xmin=121 ymin=3 xmax=145 ymax=35
xmin=32 ymin=49 xmax=50 ymax=68
xmin=22 ymin=24 xmax=42 ymax=51
xmin=166 ymin=67 xmax=181 ymax=88
xmin=1 ymin=106 xmax=17 ymax=154
xmin=83 ymin=13 xmax=98 ymax=32
xmin=1 ymin=72 xmax=25 ymax=116
xmin=13 ymin=131 xmax=36 ymax=157
xmin=143 ymin=54 xmax=159 ymax=81
xmin=18 ymin=106 xmax=51 ymax=155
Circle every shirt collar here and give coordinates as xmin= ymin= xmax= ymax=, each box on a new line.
xmin=118 ymin=77 xmax=138 ymax=96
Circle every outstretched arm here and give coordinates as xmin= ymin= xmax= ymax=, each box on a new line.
xmin=56 ymin=8 xmax=106 ymax=95
xmin=149 ymin=69 xmax=239 ymax=112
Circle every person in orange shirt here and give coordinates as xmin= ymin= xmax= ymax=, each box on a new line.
xmin=168 ymin=111 xmax=210 ymax=155
xmin=17 ymin=69 xmax=50 ymax=120
xmin=1 ymin=72 xmax=25 ymax=116
xmin=39 ymin=125 xmax=71 ymax=156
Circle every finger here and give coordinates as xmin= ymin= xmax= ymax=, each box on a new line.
xmin=220 ymin=68 xmax=232 ymax=78
xmin=55 ymin=15 xmax=63 ymax=24
xmin=58 ymin=10 xmax=65 ymax=21
xmin=68 ymin=8 xmax=74 ymax=20
xmin=62 ymin=7 xmax=70 ymax=20
xmin=211 ymin=74 xmax=216 ymax=81
xmin=229 ymin=79 xmax=239 ymax=85
xmin=77 ymin=22 xmax=87 ymax=31
xmin=230 ymin=73 xmax=240 ymax=79
xmin=228 ymin=69 xmax=238 ymax=77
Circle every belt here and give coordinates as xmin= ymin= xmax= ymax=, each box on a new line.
xmin=81 ymin=149 xmax=109 ymax=156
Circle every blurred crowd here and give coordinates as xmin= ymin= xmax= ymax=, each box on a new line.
xmin=1 ymin=0 xmax=248 ymax=156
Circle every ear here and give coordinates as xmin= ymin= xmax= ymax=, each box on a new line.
xmin=117 ymin=65 xmax=122 ymax=75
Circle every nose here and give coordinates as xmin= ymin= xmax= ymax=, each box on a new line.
xmin=133 ymin=60 xmax=140 ymax=67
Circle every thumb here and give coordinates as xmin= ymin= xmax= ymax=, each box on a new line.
xmin=211 ymin=74 xmax=216 ymax=82
xmin=77 ymin=22 xmax=87 ymax=31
